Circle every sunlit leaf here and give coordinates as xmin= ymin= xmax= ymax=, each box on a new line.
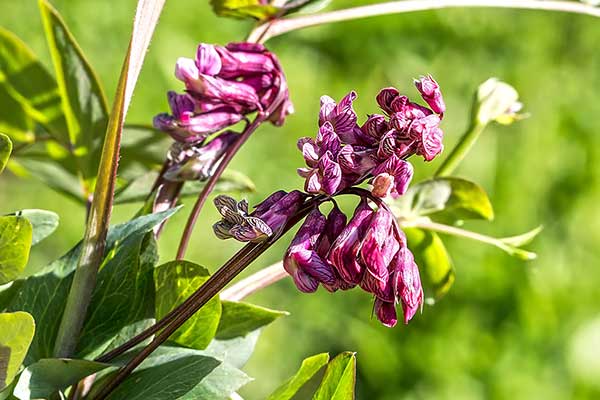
xmin=4 ymin=209 xmax=178 ymax=365
xmin=105 ymin=355 xmax=220 ymax=400
xmin=313 ymin=352 xmax=356 ymax=400
xmin=0 ymin=27 xmax=67 ymax=142
xmin=13 ymin=358 xmax=109 ymax=400
xmin=154 ymin=261 xmax=222 ymax=350
xmin=39 ymin=0 xmax=109 ymax=190
xmin=396 ymin=177 xmax=494 ymax=222
xmin=405 ymin=228 xmax=455 ymax=303
xmin=0 ymin=86 xmax=34 ymax=143
xmin=0 ymin=312 xmax=35 ymax=390
xmin=216 ymin=301 xmax=287 ymax=340
xmin=267 ymin=353 xmax=329 ymax=400
xmin=10 ymin=210 xmax=59 ymax=246
xmin=0 ymin=134 xmax=11 ymax=174
xmin=0 ymin=216 xmax=32 ymax=285
xmin=210 ymin=0 xmax=279 ymax=20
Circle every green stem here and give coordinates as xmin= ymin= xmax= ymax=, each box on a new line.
xmin=434 ymin=122 xmax=486 ymax=177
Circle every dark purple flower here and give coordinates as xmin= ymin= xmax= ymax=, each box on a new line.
xmin=392 ymin=247 xmax=424 ymax=324
xmin=371 ymin=155 xmax=414 ymax=198
xmin=283 ymin=209 xmax=338 ymax=293
xmin=253 ymin=190 xmax=306 ymax=234
xmin=415 ymin=75 xmax=446 ymax=115
xmin=361 ymin=114 xmax=389 ymax=140
xmin=300 ymin=151 xmax=343 ymax=196
xmin=359 ymin=207 xmax=400 ymax=297
xmin=327 ymin=199 xmax=375 ymax=286
xmin=319 ymin=92 xmax=360 ymax=141
xmin=156 ymin=42 xmax=293 ymax=142
xmin=374 ymin=298 xmax=398 ymax=328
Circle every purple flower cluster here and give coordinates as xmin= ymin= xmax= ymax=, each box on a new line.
xmin=212 ymin=76 xmax=446 ymax=326
xmin=298 ymin=75 xmax=445 ymax=199
xmin=154 ymin=42 xmax=293 ymax=144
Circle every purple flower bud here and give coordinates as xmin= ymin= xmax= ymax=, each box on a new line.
xmin=376 ymin=87 xmax=400 ymax=115
xmin=168 ymin=91 xmax=196 ymax=122
xmin=337 ymin=145 xmax=378 ymax=176
xmin=316 ymin=205 xmax=347 ymax=259
xmin=196 ymin=44 xmax=222 ymax=75
xmin=153 ymin=107 xmax=244 ymax=143
xmin=319 ymin=92 xmax=359 ymax=137
xmin=252 ymin=190 xmax=306 ymax=234
xmin=216 ymin=43 xmax=276 ymax=78
xmin=393 ymin=247 xmax=424 ymax=324
xmin=359 ymin=207 xmax=399 ymax=296
xmin=284 ymin=209 xmax=338 ymax=292
xmin=327 ymin=199 xmax=375 ymax=286
xmin=415 ymin=75 xmax=445 ymax=115
xmin=164 ymin=131 xmax=238 ymax=181
xmin=188 ymin=75 xmax=260 ymax=109
xmin=371 ymin=155 xmax=414 ymax=198
xmin=374 ymin=299 xmax=398 ymax=328
xmin=175 ymin=57 xmax=199 ymax=82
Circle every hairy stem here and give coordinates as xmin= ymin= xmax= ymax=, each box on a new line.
xmin=435 ymin=122 xmax=485 ymax=177
xmin=93 ymin=196 xmax=322 ymax=399
xmin=248 ymin=0 xmax=600 ymax=43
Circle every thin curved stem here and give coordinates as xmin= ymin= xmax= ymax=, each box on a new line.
xmin=248 ymin=0 xmax=600 ymax=42
xmin=220 ymin=262 xmax=287 ymax=301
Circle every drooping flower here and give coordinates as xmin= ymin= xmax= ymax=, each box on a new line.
xmin=283 ymin=209 xmax=339 ymax=293
xmin=393 ymin=247 xmax=424 ymax=324
xmin=155 ymin=42 xmax=292 ymax=143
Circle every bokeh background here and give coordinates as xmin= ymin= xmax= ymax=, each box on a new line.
xmin=2 ymin=0 xmax=600 ymax=398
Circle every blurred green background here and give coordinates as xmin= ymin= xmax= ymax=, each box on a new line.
xmin=1 ymin=1 xmax=600 ymax=399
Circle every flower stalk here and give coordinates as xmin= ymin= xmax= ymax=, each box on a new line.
xmin=434 ymin=121 xmax=485 ymax=177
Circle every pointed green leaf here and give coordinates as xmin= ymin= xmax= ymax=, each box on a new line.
xmin=313 ymin=352 xmax=356 ymax=400
xmin=4 ymin=209 xmax=178 ymax=364
xmin=500 ymin=225 xmax=543 ymax=247
xmin=210 ymin=0 xmax=279 ymax=20
xmin=0 ymin=312 xmax=35 ymax=390
xmin=10 ymin=210 xmax=59 ymax=246
xmin=0 ymin=27 xmax=67 ymax=142
xmin=155 ymin=261 xmax=222 ymax=350
xmin=106 ymin=355 xmax=220 ymax=400
xmin=397 ymin=177 xmax=494 ymax=222
xmin=13 ymin=358 xmax=109 ymax=400
xmin=405 ymin=228 xmax=455 ymax=303
xmin=0 ymin=134 xmax=11 ymax=174
xmin=39 ymin=0 xmax=109 ymax=188
xmin=267 ymin=353 xmax=329 ymax=400
xmin=0 ymin=86 xmax=34 ymax=143
xmin=216 ymin=301 xmax=288 ymax=340
xmin=0 ymin=216 xmax=32 ymax=285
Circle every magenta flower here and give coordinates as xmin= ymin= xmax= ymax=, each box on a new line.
xmin=370 ymin=155 xmax=414 ymax=198
xmin=283 ymin=209 xmax=339 ymax=293
xmin=415 ymin=75 xmax=446 ymax=115
xmin=393 ymin=247 xmax=424 ymax=324
xmin=155 ymin=42 xmax=292 ymax=143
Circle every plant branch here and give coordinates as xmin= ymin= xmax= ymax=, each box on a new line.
xmin=93 ymin=196 xmax=323 ymax=399
xmin=435 ymin=121 xmax=485 ymax=177
xmin=248 ymin=0 xmax=600 ymax=42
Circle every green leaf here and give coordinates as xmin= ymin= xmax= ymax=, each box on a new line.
xmin=154 ymin=261 xmax=222 ymax=350
xmin=0 ymin=86 xmax=34 ymax=144
xmin=405 ymin=228 xmax=455 ymax=303
xmin=0 ymin=134 xmax=11 ymax=174
xmin=398 ymin=177 xmax=494 ymax=222
xmin=267 ymin=353 xmax=329 ymax=400
xmin=75 ymin=232 xmax=158 ymax=358
xmin=39 ymin=0 xmax=109 ymax=189
xmin=10 ymin=210 xmax=59 ymax=246
xmin=105 ymin=345 xmax=250 ymax=400
xmin=204 ymin=330 xmax=260 ymax=369
xmin=5 ymin=209 xmax=178 ymax=365
xmin=106 ymin=355 xmax=220 ymax=400
xmin=0 ymin=216 xmax=32 ymax=285
xmin=210 ymin=0 xmax=279 ymax=20
xmin=313 ymin=352 xmax=356 ymax=400
xmin=13 ymin=358 xmax=109 ymax=400
xmin=0 ymin=312 xmax=35 ymax=390
xmin=0 ymin=27 xmax=67 ymax=142
xmin=216 ymin=301 xmax=287 ymax=340
xmin=114 ymin=169 xmax=255 ymax=204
